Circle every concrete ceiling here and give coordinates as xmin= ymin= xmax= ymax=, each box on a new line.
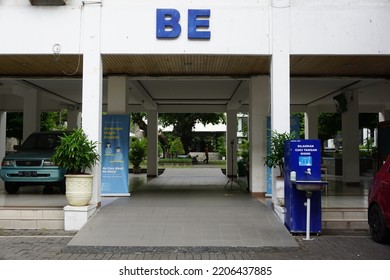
xmin=0 ymin=54 xmax=389 ymax=113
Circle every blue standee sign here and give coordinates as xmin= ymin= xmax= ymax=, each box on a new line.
xmin=101 ymin=115 xmax=130 ymax=196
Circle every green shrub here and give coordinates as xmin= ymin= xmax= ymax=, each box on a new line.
xmin=169 ymin=137 xmax=185 ymax=157
xmin=263 ymin=130 xmax=296 ymax=177
xmin=129 ymin=137 xmax=147 ymax=168
xmin=217 ymin=135 xmax=226 ymax=158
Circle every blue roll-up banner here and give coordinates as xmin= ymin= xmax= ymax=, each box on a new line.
xmin=101 ymin=115 xmax=130 ymax=196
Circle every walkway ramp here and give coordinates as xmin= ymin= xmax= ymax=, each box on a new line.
xmin=66 ymin=168 xmax=298 ymax=252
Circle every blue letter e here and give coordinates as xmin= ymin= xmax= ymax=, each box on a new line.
xmin=188 ymin=9 xmax=211 ymax=39
xmin=156 ymin=9 xmax=181 ymax=38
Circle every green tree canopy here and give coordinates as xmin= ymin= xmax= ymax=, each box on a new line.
xmin=318 ymin=112 xmax=379 ymax=142
xmin=159 ymin=113 xmax=225 ymax=153
xmin=6 ymin=111 xmax=67 ymax=142
xmin=6 ymin=112 xmax=23 ymax=141
xmin=318 ymin=113 xmax=341 ymax=142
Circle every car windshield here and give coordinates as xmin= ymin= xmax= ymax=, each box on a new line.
xmin=21 ymin=133 xmax=62 ymax=150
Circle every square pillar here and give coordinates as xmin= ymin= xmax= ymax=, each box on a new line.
xmin=304 ymin=106 xmax=319 ymax=139
xmin=249 ymin=76 xmax=269 ymax=194
xmin=379 ymin=110 xmax=390 ymax=122
xmin=13 ymin=86 xmax=41 ymax=141
xmin=147 ymin=110 xmax=158 ymax=177
xmin=81 ymin=1 xmax=103 ymax=207
xmin=107 ymin=76 xmax=129 ymax=114
xmin=271 ymin=2 xmax=290 ymax=135
xmin=342 ymin=90 xmax=360 ymax=183
xmin=271 ymin=0 xmax=290 ymax=206
xmin=66 ymin=109 xmax=81 ymax=130
xmin=64 ymin=205 xmax=97 ymax=231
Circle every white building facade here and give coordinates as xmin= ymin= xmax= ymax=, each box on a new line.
xmin=1 ymin=0 xmax=390 ymax=213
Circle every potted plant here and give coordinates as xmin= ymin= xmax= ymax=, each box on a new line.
xmin=51 ymin=128 xmax=100 ymax=206
xmin=129 ymin=137 xmax=146 ymax=174
xmin=263 ymin=130 xmax=296 ymax=206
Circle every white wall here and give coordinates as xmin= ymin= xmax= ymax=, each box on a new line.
xmin=290 ymin=0 xmax=390 ymax=55
xmin=100 ymin=0 xmax=270 ymax=55
xmin=1 ymin=1 xmax=389 ymax=56
xmin=0 ymin=0 xmax=82 ymax=54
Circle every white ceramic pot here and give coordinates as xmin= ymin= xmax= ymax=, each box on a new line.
xmin=65 ymin=174 xmax=93 ymax=206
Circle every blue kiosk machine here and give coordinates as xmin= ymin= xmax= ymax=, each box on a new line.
xmin=284 ymin=139 xmax=328 ymax=240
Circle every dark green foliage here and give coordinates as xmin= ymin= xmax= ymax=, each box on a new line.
xmin=318 ymin=113 xmax=341 ymax=142
xmin=51 ymin=128 xmax=100 ymax=174
xmin=217 ymin=135 xmax=226 ymax=158
xmin=129 ymin=137 xmax=147 ymax=168
xmin=6 ymin=112 xmax=23 ymax=142
xmin=263 ymin=130 xmax=296 ymax=177
xmin=239 ymin=139 xmax=249 ymax=162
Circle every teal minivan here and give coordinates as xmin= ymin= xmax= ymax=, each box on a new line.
xmin=0 ymin=131 xmax=68 ymax=194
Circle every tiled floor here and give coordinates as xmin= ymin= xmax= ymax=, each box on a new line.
xmin=0 ymin=167 xmax=370 ymax=209
xmin=67 ymin=168 xmax=298 ymax=248
xmin=0 ymin=167 xmax=370 ymax=249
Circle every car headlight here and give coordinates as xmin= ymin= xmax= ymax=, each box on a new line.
xmin=43 ymin=160 xmax=56 ymax=166
xmin=1 ymin=160 xmax=14 ymax=167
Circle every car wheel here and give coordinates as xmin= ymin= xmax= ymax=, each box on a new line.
xmin=369 ymin=204 xmax=390 ymax=243
xmin=4 ymin=182 xmax=20 ymax=194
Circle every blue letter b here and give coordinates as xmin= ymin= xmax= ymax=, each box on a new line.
xmin=156 ymin=9 xmax=181 ymax=38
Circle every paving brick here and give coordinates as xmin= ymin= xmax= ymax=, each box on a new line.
xmin=0 ymin=228 xmax=389 ymax=260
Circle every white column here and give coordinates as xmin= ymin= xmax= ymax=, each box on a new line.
xmin=13 ymin=86 xmax=41 ymax=141
xmin=66 ymin=109 xmax=81 ymax=130
xmin=378 ymin=112 xmax=384 ymax=122
xmin=304 ymin=106 xmax=319 ymax=139
xmin=226 ymin=110 xmax=238 ymax=177
xmin=22 ymin=89 xmax=41 ymax=141
xmin=0 ymin=112 xmax=6 ymax=163
xmin=271 ymin=0 xmax=290 ymax=135
xmin=107 ymin=76 xmax=129 ymax=114
xmin=271 ymin=1 xmax=290 ymax=204
xmin=249 ymin=76 xmax=269 ymax=194
xmin=342 ymin=90 xmax=360 ymax=183
xmin=81 ymin=1 xmax=103 ymax=206
xmin=147 ymin=111 xmax=158 ymax=177
xmin=379 ymin=110 xmax=390 ymax=121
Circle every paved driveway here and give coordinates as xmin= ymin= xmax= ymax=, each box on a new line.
xmin=67 ymin=168 xmax=297 ymax=250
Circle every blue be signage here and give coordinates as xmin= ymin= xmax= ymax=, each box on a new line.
xmin=156 ymin=9 xmax=211 ymax=39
